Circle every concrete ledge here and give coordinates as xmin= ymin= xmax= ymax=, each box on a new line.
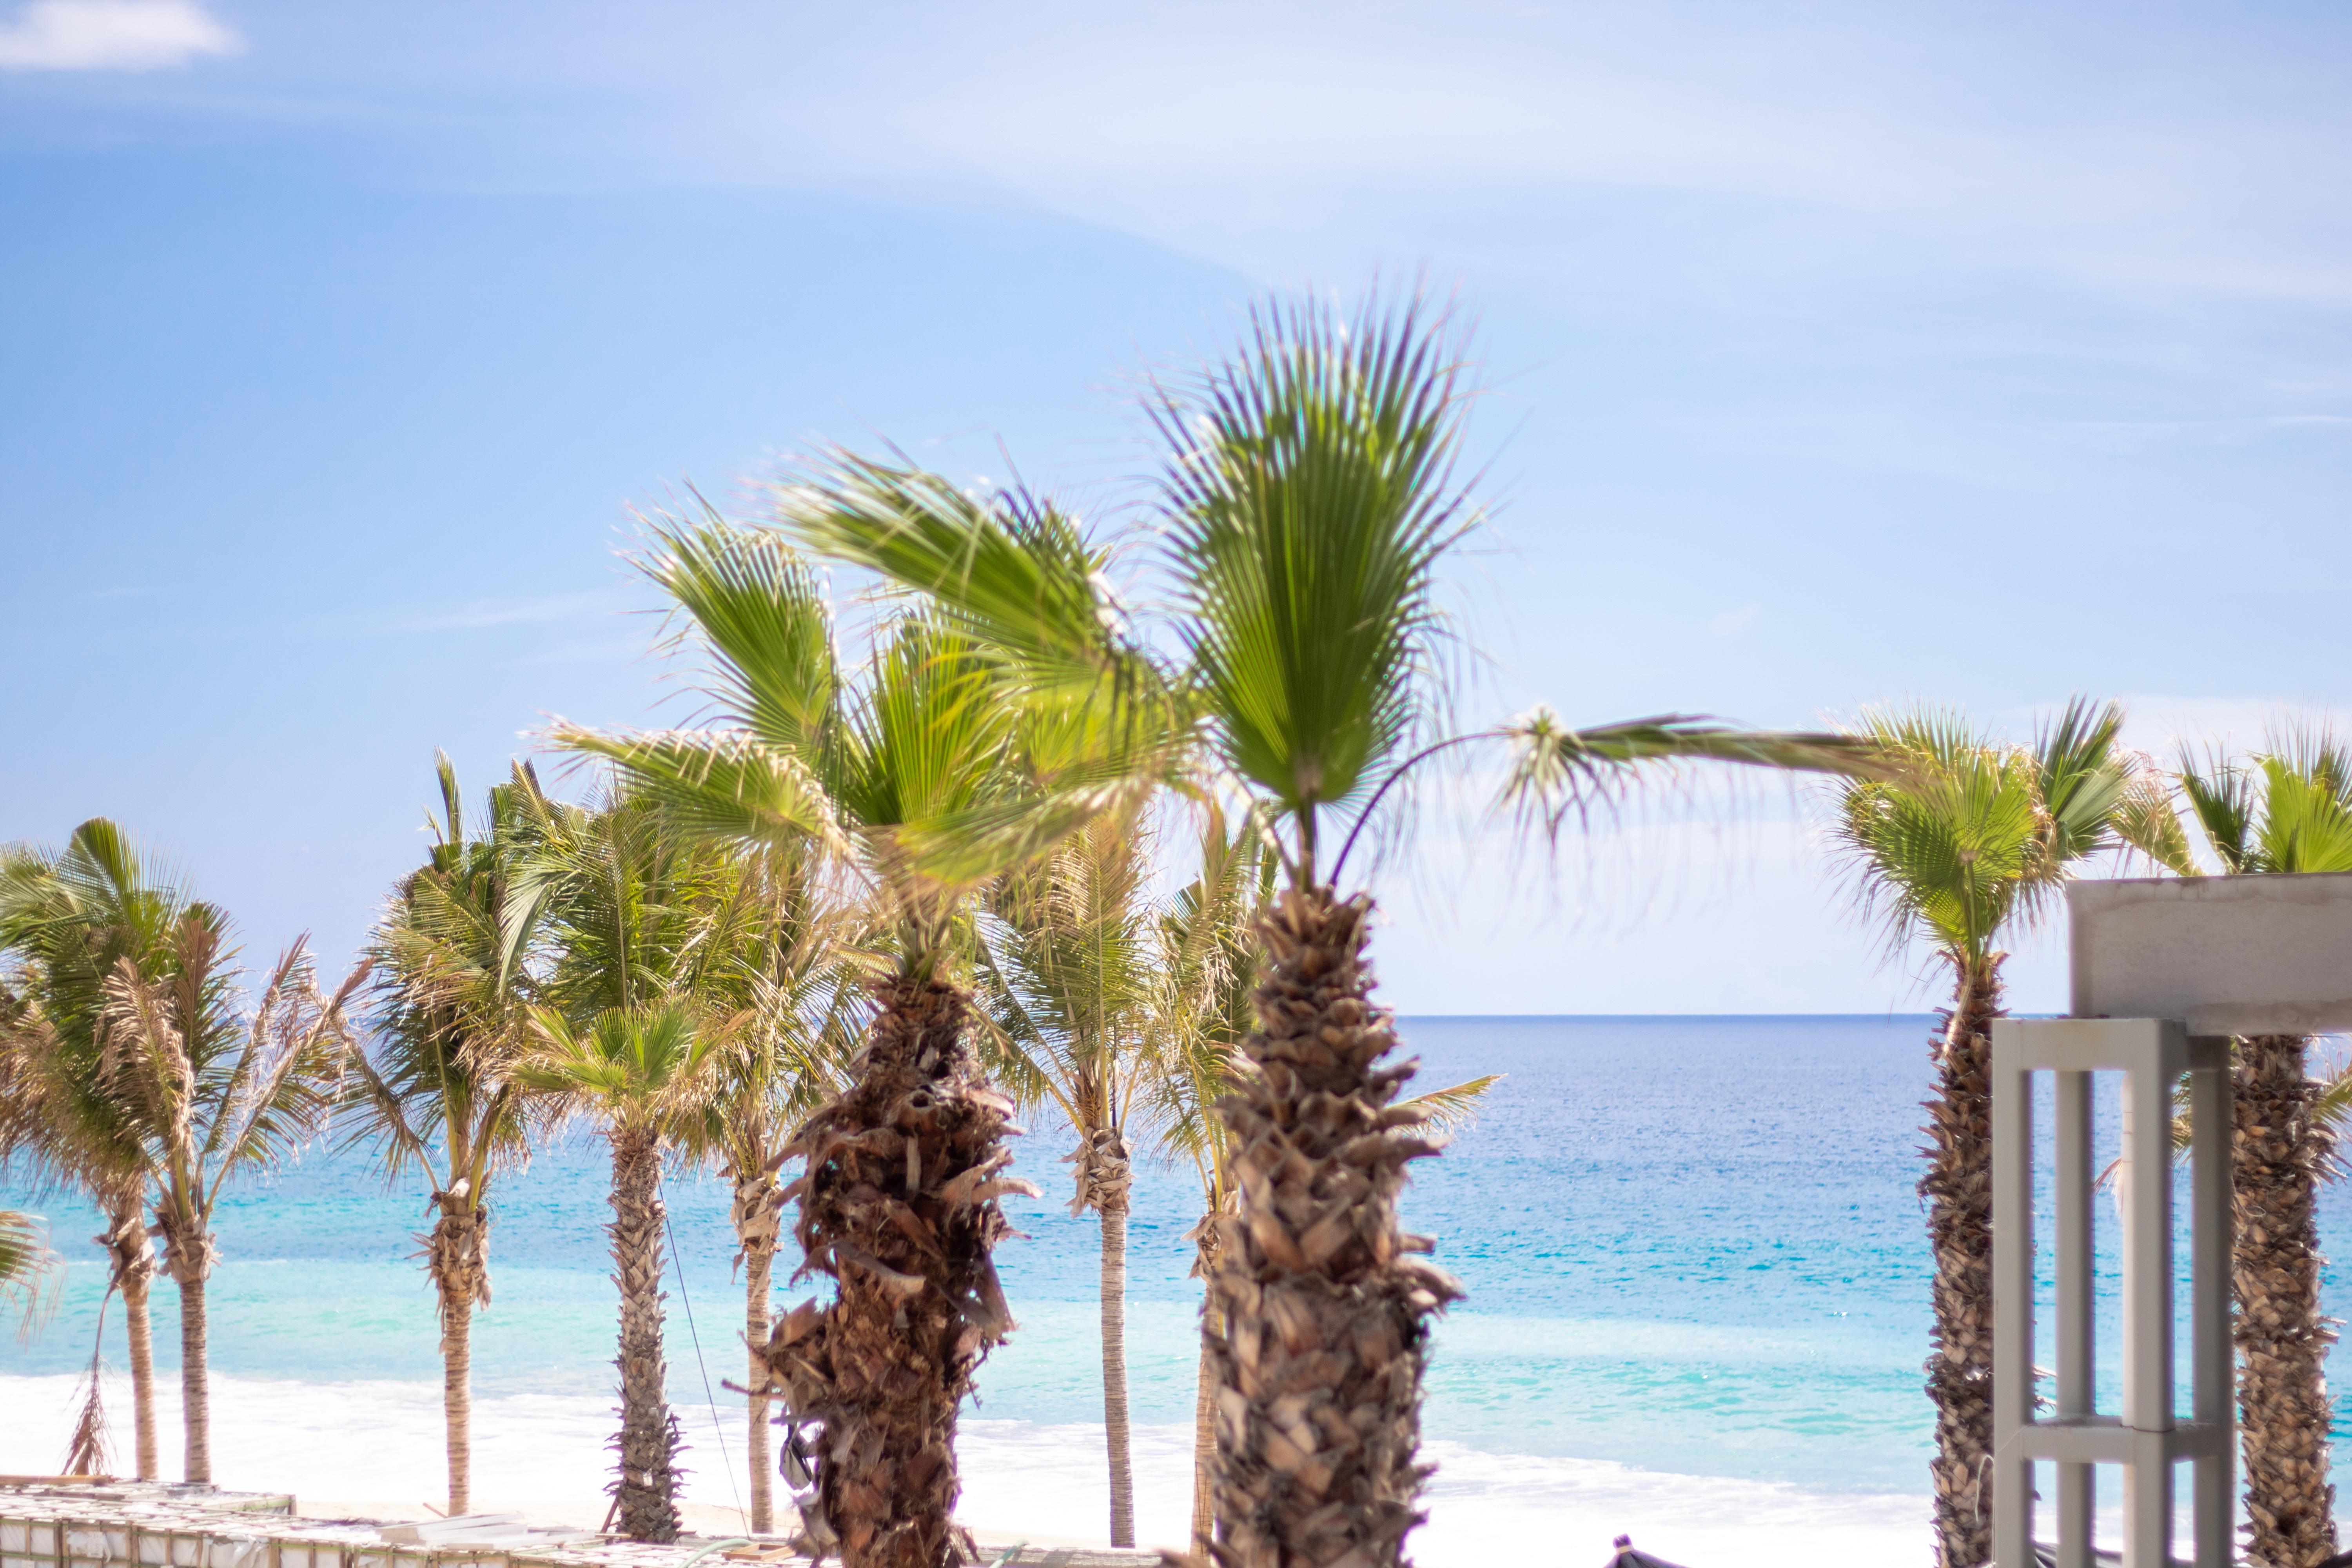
xmin=0 ymin=1485 xmax=1171 ymax=1568
xmin=2069 ymin=872 xmax=2352 ymax=1035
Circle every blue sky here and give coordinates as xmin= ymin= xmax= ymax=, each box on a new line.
xmin=4 ymin=1 xmax=2348 ymax=1013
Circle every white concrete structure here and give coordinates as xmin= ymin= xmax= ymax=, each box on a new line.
xmin=1992 ymin=873 xmax=2352 ymax=1567
xmin=1989 ymin=1019 xmax=2231 ymax=1568
xmin=2071 ymin=873 xmax=2352 ymax=1036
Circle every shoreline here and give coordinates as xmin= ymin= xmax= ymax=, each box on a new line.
xmin=0 ymin=1374 xmax=1930 ymax=1566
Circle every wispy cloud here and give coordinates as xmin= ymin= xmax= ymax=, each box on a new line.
xmin=1708 ymin=604 xmax=1760 ymax=639
xmin=0 ymin=0 xmax=239 ymax=72
xmin=305 ymin=590 xmax=633 ymax=640
xmin=2042 ymin=414 xmax=2352 ymax=452
xmin=392 ymin=592 xmax=620 ymax=633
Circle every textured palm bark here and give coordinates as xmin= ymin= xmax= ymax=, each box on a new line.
xmin=610 ymin=1130 xmax=683 ymax=1544
xmin=122 ymin=1271 xmax=158 ymax=1481
xmin=156 ymin=1216 xmax=218 ymax=1486
xmin=745 ymin=1248 xmax=775 ymax=1534
xmin=1190 ymin=1224 xmax=1223 ymax=1565
xmin=755 ymin=977 xmax=1031 ymax=1568
xmin=1068 ymin=1125 xmax=1137 ymax=1548
xmin=427 ymin=1194 xmax=492 ymax=1518
xmin=731 ymin=1156 xmax=785 ymax=1536
xmin=2233 ymin=1033 xmax=2338 ymax=1568
xmin=1099 ymin=1189 xmax=1136 ymax=1547
xmin=98 ymin=1189 xmax=159 ymax=1481
xmin=176 ymin=1274 xmax=210 ymax=1485
xmin=1921 ymin=955 xmax=2001 ymax=1568
xmin=1202 ymin=887 xmax=1456 ymax=1568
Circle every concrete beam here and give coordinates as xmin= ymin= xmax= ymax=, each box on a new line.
xmin=2069 ymin=872 xmax=2352 ymax=1035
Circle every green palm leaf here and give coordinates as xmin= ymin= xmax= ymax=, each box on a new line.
xmin=1154 ymin=293 xmax=1472 ymax=855
xmin=1499 ymin=708 xmax=1891 ymax=840
xmin=0 ymin=1209 xmax=58 ymax=1337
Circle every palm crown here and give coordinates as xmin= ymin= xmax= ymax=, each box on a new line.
xmin=759 ymin=293 xmax=1885 ymax=893
xmin=2123 ymin=729 xmax=2352 ymax=877
xmin=0 ymin=821 xmax=198 ymax=1194
xmin=1834 ymin=698 xmax=2134 ymax=964
xmin=552 ymin=519 xmax=1117 ymax=973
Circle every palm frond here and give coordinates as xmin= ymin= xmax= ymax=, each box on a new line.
xmin=0 ymin=1209 xmax=59 ymax=1338
xmin=2033 ymin=696 xmax=2132 ymax=864
xmin=2179 ymin=749 xmax=2257 ymax=874
xmin=642 ymin=512 xmax=842 ymax=753
xmin=1499 ymin=708 xmax=1893 ymax=840
xmin=1829 ymin=708 xmax=2049 ymax=965
xmin=2112 ymin=768 xmax=2199 ymax=876
xmin=1395 ymin=1074 xmax=1502 ymax=1134
xmin=1152 ymin=290 xmax=1475 ymax=866
xmin=775 ymin=453 xmax=1133 ymax=688
xmin=550 ymin=726 xmax=848 ymax=862
xmin=2252 ymin=746 xmax=2352 ymax=874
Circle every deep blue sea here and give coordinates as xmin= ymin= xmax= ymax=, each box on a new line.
xmin=6 ymin=1016 xmax=2344 ymax=1563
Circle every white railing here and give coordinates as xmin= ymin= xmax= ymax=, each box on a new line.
xmin=1989 ymin=1018 xmax=2232 ymax=1568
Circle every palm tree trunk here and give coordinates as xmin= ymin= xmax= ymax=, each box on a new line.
xmin=1204 ymin=886 xmax=1456 ymax=1568
xmin=1068 ymin=1124 xmax=1137 ymax=1548
xmin=123 ymin=1268 xmax=158 ymax=1482
xmin=178 ymin=1272 xmax=210 ymax=1485
xmin=746 ymin=1245 xmax=775 ymax=1535
xmin=443 ymin=1294 xmax=474 ymax=1516
xmin=610 ymin=1128 xmax=682 ymax=1544
xmin=1190 ymin=1246 xmax=1220 ymax=1564
xmin=99 ymin=1191 xmax=159 ymax=1481
xmin=1921 ymin=954 xmax=2001 ymax=1568
xmin=2234 ymin=1033 xmax=2338 ymax=1568
xmin=1099 ymin=1189 xmax=1135 ymax=1548
xmin=759 ymin=976 xmax=1026 ymax=1568
xmin=428 ymin=1195 xmax=493 ymax=1518
xmin=730 ymin=1155 xmax=785 ymax=1536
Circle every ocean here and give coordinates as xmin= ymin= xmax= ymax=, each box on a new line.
xmin=6 ymin=1016 xmax=2344 ymax=1564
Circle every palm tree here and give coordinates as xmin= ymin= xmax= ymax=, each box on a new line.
xmin=1140 ymin=804 xmax=1500 ymax=1562
xmin=506 ymin=784 xmax=764 ymax=1542
xmin=519 ymin=999 xmax=729 ymax=1544
xmin=672 ymin=842 xmax=866 ymax=1537
xmin=968 ymin=807 xmax=1160 ymax=1547
xmin=0 ymin=820 xmax=202 ymax=1482
xmin=551 ymin=521 xmax=1125 ymax=1568
xmin=1832 ymin=700 xmax=2133 ymax=1568
xmin=344 ymin=756 xmax=553 ymax=1517
xmin=99 ymin=913 xmax=362 ymax=1484
xmin=1143 ymin=807 xmax=1266 ymax=1563
xmin=782 ymin=291 xmax=1884 ymax=1568
xmin=2120 ymin=732 xmax=2352 ymax=1568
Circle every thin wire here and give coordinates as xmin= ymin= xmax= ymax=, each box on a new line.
xmin=659 ymin=1167 xmax=744 ymax=1524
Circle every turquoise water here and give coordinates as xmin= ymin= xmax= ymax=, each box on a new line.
xmin=7 ymin=1014 xmax=2346 ymax=1506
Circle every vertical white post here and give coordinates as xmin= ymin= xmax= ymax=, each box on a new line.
xmin=2055 ymin=1069 xmax=2095 ymax=1568
xmin=1992 ymin=1026 xmax=2036 ymax=1568
xmin=2189 ymin=1046 xmax=2233 ymax=1568
xmin=2120 ymin=1052 xmax=2175 ymax=1568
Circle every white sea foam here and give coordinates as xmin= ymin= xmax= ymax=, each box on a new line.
xmin=0 ymin=1373 xmax=1932 ymax=1564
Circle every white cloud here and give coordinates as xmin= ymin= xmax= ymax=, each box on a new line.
xmin=0 ymin=0 xmax=238 ymax=72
